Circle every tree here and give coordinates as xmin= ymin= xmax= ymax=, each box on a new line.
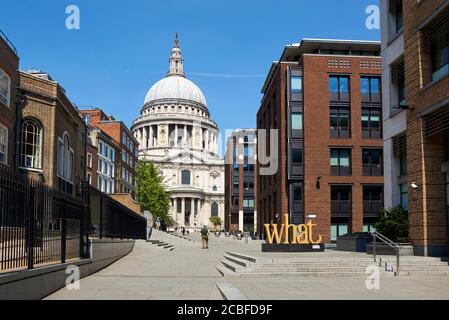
xmin=136 ymin=161 xmax=171 ymax=225
xmin=374 ymin=206 xmax=409 ymax=243
xmin=209 ymin=216 xmax=222 ymax=230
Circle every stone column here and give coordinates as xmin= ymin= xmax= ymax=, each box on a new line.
xmin=184 ymin=125 xmax=187 ymax=146
xmin=205 ymin=130 xmax=209 ymax=151
xmin=173 ymin=197 xmax=178 ymax=224
xmin=239 ymin=210 xmax=244 ymax=232
xmin=149 ymin=125 xmax=153 ymax=147
xmin=181 ymin=197 xmax=185 ymax=227
xmin=189 ymin=198 xmax=194 ymax=226
xmin=175 ymin=125 xmax=178 ymax=147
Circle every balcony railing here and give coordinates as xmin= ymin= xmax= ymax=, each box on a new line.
xmin=363 ymin=200 xmax=383 ymax=217
xmin=363 ymin=165 xmax=383 ymax=176
xmin=331 ymin=200 xmax=351 ymax=217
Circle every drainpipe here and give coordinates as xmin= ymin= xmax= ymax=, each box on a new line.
xmin=13 ymin=92 xmax=26 ymax=172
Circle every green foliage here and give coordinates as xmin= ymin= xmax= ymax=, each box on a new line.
xmin=209 ymin=216 xmax=222 ymax=229
xmin=136 ymin=161 xmax=171 ymax=224
xmin=374 ymin=206 xmax=409 ymax=243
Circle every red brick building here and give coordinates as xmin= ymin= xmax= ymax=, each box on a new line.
xmin=400 ymin=0 xmax=449 ymax=256
xmin=224 ymin=129 xmax=257 ymax=234
xmin=80 ymin=108 xmax=139 ymax=196
xmin=0 ymin=30 xmax=19 ymax=168
xmin=257 ymin=39 xmax=383 ymax=242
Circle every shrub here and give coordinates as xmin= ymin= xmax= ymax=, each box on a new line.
xmin=373 ymin=206 xmax=409 ymax=243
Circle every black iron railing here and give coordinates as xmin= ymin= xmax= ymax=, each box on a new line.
xmin=0 ymin=165 xmax=90 ymax=273
xmin=89 ymin=187 xmax=146 ymax=240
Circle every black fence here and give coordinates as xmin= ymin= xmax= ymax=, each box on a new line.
xmin=0 ymin=165 xmax=89 ymax=272
xmin=88 ymin=187 xmax=146 ymax=240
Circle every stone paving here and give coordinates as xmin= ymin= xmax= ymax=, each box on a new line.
xmin=46 ymin=230 xmax=449 ymax=300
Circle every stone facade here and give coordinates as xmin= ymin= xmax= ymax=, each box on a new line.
xmin=131 ymin=35 xmax=225 ymax=228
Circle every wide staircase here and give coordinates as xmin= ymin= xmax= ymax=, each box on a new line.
xmin=217 ymin=251 xmax=449 ymax=278
xmin=147 ymin=229 xmax=201 ymax=251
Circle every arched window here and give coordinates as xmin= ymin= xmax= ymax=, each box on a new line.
xmin=181 ymin=170 xmax=191 ymax=185
xmin=211 ymin=202 xmax=219 ymax=217
xmin=20 ymin=119 xmax=42 ymax=169
xmin=212 ymin=186 xmax=218 ymax=192
xmin=58 ymin=133 xmax=73 ymax=182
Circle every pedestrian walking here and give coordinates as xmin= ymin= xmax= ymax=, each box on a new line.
xmin=201 ymin=225 xmax=209 ymax=249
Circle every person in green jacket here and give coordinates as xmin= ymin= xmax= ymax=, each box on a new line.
xmin=201 ymin=226 xmax=209 ymax=249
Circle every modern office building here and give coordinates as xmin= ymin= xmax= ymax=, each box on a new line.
xmin=0 ymin=30 xmax=19 ymax=168
xmin=131 ymin=34 xmax=225 ymax=228
xmin=257 ymin=39 xmax=383 ymax=242
xmin=224 ymin=129 xmax=257 ymax=234
xmin=398 ymin=0 xmax=448 ymax=256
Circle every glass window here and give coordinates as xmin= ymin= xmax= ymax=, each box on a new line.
xmin=431 ymin=29 xmax=449 ymax=82
xmin=293 ymin=187 xmax=302 ymax=201
xmin=395 ymin=0 xmax=403 ymax=33
xmin=400 ymin=184 xmax=408 ymax=210
xmin=339 ymin=77 xmax=349 ymax=93
xmin=291 ymin=76 xmax=302 ymax=94
xmin=360 ymin=77 xmax=370 ymax=95
xmin=330 ymin=149 xmax=351 ymax=171
xmin=292 ymin=149 xmax=303 ymax=164
xmin=292 ymin=112 xmax=303 ymax=130
xmin=211 ymin=202 xmax=219 ymax=217
xmin=20 ymin=119 xmax=42 ymax=169
xmin=0 ymin=124 xmax=8 ymax=164
xmin=181 ymin=170 xmax=191 ymax=185
xmin=0 ymin=68 xmax=11 ymax=107
xmin=329 ymin=76 xmax=339 ymax=93
xmin=363 ymin=149 xmax=383 ymax=176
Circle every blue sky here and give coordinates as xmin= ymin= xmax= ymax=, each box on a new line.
xmin=1 ymin=0 xmax=380 ymax=133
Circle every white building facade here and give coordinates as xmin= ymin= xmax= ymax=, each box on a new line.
xmin=131 ymin=34 xmax=225 ymax=228
xmin=381 ymin=0 xmax=408 ymax=210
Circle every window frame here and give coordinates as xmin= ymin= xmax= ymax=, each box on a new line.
xmin=0 ymin=123 xmax=8 ymax=165
xmin=0 ymin=68 xmax=11 ymax=108
xmin=20 ymin=119 xmax=43 ymax=170
xmin=330 ymin=148 xmax=352 ymax=176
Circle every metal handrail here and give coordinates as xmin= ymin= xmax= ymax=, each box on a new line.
xmin=371 ymin=231 xmax=401 ymax=276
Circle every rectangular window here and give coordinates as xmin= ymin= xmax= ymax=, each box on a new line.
xmin=362 ymin=108 xmax=382 ymax=139
xmin=331 ymin=224 xmax=349 ymax=242
xmin=360 ymin=76 xmax=381 ymax=103
xmin=400 ymin=184 xmax=408 ymax=210
xmin=422 ymin=7 xmax=449 ymax=83
xmin=363 ymin=186 xmax=383 ymax=217
xmin=83 ymin=113 xmax=91 ymax=125
xmin=330 ymin=107 xmax=350 ymax=138
xmin=331 ymin=186 xmax=352 ymax=217
xmin=243 ymin=199 xmax=254 ymax=208
xmin=291 ymin=76 xmax=302 ymax=94
xmin=395 ymin=0 xmax=403 ymax=33
xmin=0 ymin=68 xmax=11 ymax=107
xmin=431 ymin=29 xmax=449 ymax=82
xmin=0 ymin=124 xmax=8 ymax=164
xmin=362 ymin=149 xmax=383 ymax=176
xmin=233 ymin=179 xmax=239 ymax=189
xmin=329 ymin=76 xmax=350 ymax=102
xmin=87 ymin=153 xmax=92 ymax=169
xmin=99 ymin=142 xmax=104 ymax=156
xmin=330 ymin=148 xmax=351 ymax=176
xmin=292 ymin=112 xmax=303 ymax=131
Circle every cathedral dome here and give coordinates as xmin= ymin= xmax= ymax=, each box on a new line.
xmin=143 ymin=33 xmax=207 ymax=109
xmin=144 ymin=76 xmax=207 ymax=107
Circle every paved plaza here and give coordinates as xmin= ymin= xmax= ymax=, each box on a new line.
xmin=46 ymin=231 xmax=449 ymax=300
